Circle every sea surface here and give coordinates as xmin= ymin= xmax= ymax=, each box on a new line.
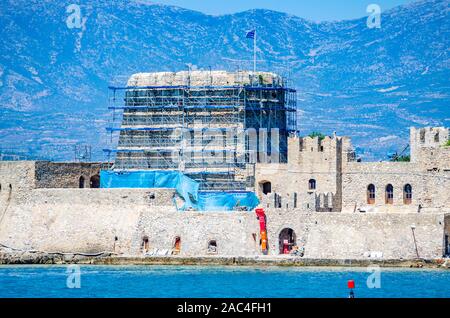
xmin=0 ymin=265 xmax=449 ymax=298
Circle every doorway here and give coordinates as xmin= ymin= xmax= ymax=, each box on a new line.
xmin=260 ymin=181 xmax=272 ymax=195
xmin=279 ymin=228 xmax=296 ymax=254
xmin=79 ymin=176 xmax=85 ymax=188
xmin=90 ymin=174 xmax=100 ymax=188
xmin=173 ymin=236 xmax=181 ymax=255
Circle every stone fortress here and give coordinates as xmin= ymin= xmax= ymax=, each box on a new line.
xmin=0 ymin=71 xmax=449 ymax=263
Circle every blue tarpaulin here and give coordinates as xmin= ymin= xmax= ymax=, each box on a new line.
xmin=100 ymin=170 xmax=259 ymax=211
xmin=195 ymin=191 xmax=259 ymax=212
xmin=100 ymin=170 xmax=199 ymax=209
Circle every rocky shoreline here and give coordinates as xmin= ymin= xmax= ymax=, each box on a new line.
xmin=1 ymin=251 xmax=449 ymax=269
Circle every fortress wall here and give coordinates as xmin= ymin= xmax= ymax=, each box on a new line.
xmin=0 ymin=161 xmax=36 ymax=192
xmin=264 ymin=210 xmax=446 ymax=259
xmin=0 ymin=186 xmax=446 ymax=259
xmin=342 ymin=162 xmax=450 ymax=212
xmin=0 ymin=201 xmax=143 ymax=254
xmin=259 ymin=191 xmax=316 ymax=211
xmin=0 ymin=161 xmax=448 ymax=260
xmin=256 ymin=136 xmax=347 ymax=210
xmin=255 ymin=163 xmax=336 ymax=198
xmin=0 ymin=188 xmax=178 ymax=254
xmin=410 ymin=127 xmax=449 ymax=163
xmin=0 ymin=161 xmax=36 ymax=206
xmin=416 ymin=146 xmax=450 ymax=171
xmin=0 ymin=161 xmax=107 ymax=191
xmin=255 ymin=163 xmax=288 ymax=197
xmin=27 ymin=188 xmax=177 ymax=207
xmin=135 ymin=211 xmax=259 ymax=257
xmin=0 ymin=187 xmax=260 ymax=257
xmin=34 ymin=162 xmax=104 ymax=188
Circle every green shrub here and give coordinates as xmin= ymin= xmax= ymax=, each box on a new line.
xmin=444 ymin=140 xmax=450 ymax=147
xmin=308 ymin=131 xmax=326 ymax=141
xmin=391 ymin=155 xmax=410 ymax=162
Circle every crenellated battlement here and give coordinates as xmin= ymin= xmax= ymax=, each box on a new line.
xmin=410 ymin=126 xmax=449 ymax=165
xmin=288 ymin=134 xmax=353 ymax=154
xmin=410 ymin=127 xmax=449 ymax=147
xmin=288 ymin=135 xmax=337 ymax=153
xmin=287 ymin=134 xmax=354 ymax=169
xmin=258 ymin=126 xmax=449 ymax=215
xmin=259 ymin=190 xmax=337 ymax=212
xmin=1 ymin=127 xmax=449 ymax=260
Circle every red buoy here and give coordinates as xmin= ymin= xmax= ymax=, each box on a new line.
xmin=347 ymin=280 xmax=355 ymax=289
xmin=347 ymin=280 xmax=355 ymax=298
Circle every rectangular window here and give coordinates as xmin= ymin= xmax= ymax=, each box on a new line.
xmin=293 ymin=192 xmax=297 ymax=208
xmin=445 ymin=235 xmax=449 ymax=256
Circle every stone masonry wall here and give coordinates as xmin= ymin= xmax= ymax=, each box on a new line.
xmin=0 ymin=188 xmax=177 ymax=254
xmin=34 ymin=161 xmax=105 ymax=188
xmin=342 ymin=162 xmax=450 ymax=212
xmin=255 ymin=137 xmax=341 ymax=210
xmin=0 ymin=161 xmax=36 ymax=205
xmin=0 ymin=161 xmax=36 ymax=191
xmin=410 ymin=126 xmax=449 ymax=163
xmin=1 ymin=158 xmax=448 ymax=260
xmin=416 ymin=146 xmax=450 ymax=172
xmin=0 ymin=184 xmax=446 ymax=259
xmin=264 ymin=209 xmax=446 ymax=259
xmin=255 ymin=127 xmax=449 ymax=213
xmin=0 ymin=187 xmax=261 ymax=257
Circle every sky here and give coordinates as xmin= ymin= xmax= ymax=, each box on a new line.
xmin=152 ymin=0 xmax=417 ymax=21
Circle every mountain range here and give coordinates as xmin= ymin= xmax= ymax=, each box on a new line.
xmin=0 ymin=0 xmax=448 ymax=161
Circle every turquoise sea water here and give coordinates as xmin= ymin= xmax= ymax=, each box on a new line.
xmin=0 ymin=265 xmax=449 ymax=298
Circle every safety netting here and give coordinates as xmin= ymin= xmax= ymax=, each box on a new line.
xmin=194 ymin=191 xmax=259 ymax=212
xmin=99 ymin=170 xmax=259 ymax=211
xmin=100 ymin=170 xmax=199 ymax=209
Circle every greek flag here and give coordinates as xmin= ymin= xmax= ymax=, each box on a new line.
xmin=246 ymin=30 xmax=255 ymax=39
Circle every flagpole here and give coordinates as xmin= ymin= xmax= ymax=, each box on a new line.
xmin=253 ymin=29 xmax=256 ymax=73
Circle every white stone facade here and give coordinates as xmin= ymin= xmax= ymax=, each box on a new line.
xmin=256 ymin=127 xmax=450 ymax=214
xmin=0 ymin=127 xmax=449 ymax=260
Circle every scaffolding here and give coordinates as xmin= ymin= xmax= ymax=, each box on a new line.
xmin=104 ymin=71 xmax=297 ymax=191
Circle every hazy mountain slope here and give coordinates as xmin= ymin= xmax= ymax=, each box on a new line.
xmin=0 ymin=0 xmax=448 ymax=160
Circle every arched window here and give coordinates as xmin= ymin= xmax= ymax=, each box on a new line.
xmin=385 ymin=184 xmax=394 ymax=204
xmin=207 ymin=240 xmax=217 ymax=254
xmin=261 ymin=181 xmax=271 ymax=195
xmin=445 ymin=235 xmax=450 ymax=257
xmin=367 ymin=184 xmax=375 ymax=204
xmin=79 ymin=176 xmax=85 ymax=188
xmin=173 ymin=236 xmax=181 ymax=255
xmin=420 ymin=130 xmax=425 ymax=143
xmin=434 ymin=133 xmax=439 ymax=142
xmin=142 ymin=236 xmax=149 ymax=253
xmin=403 ymin=184 xmax=412 ymax=205
xmin=90 ymin=175 xmax=100 ymax=188
xmin=308 ymin=179 xmax=316 ymax=190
